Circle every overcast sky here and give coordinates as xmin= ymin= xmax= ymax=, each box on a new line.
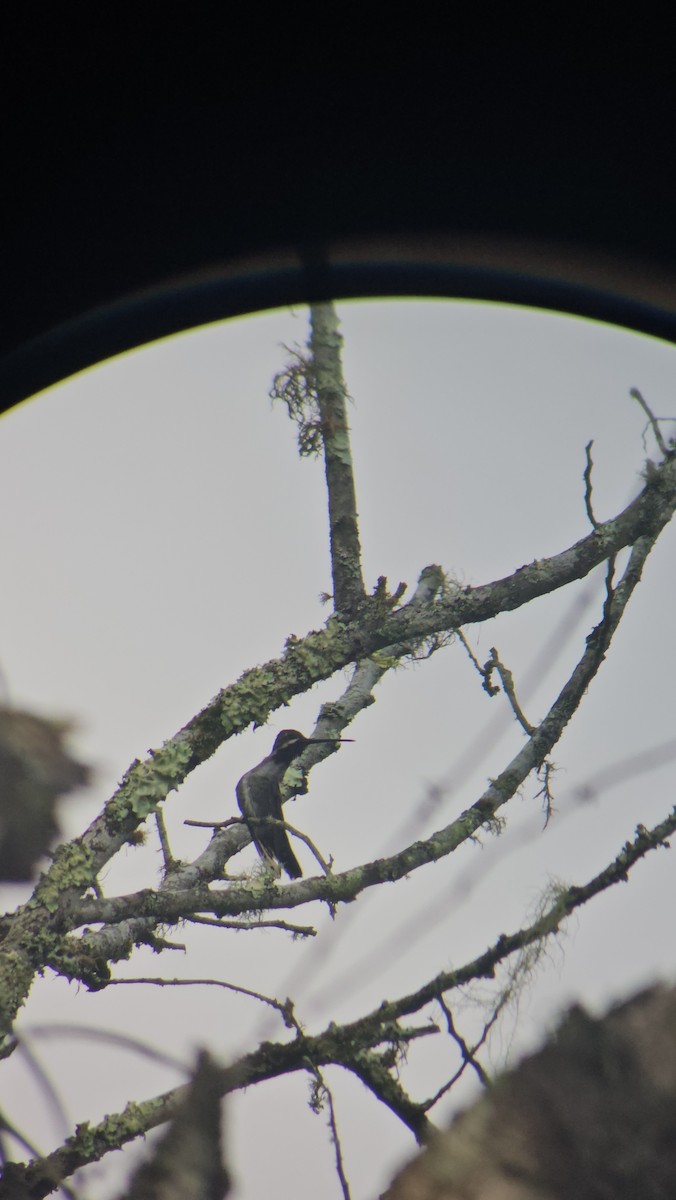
xmin=1 ymin=300 xmax=675 ymax=1198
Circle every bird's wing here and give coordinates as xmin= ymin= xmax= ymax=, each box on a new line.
xmin=236 ymin=770 xmax=302 ymax=878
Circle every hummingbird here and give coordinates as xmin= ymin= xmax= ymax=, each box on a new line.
xmin=236 ymin=729 xmax=353 ymax=878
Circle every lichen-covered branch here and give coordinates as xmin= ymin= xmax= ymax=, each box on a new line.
xmin=9 ymin=806 xmax=676 ymax=1198
xmin=66 ymin=532 xmax=661 ymax=937
xmin=6 ymin=1019 xmax=431 ymax=1197
xmin=30 ymin=567 xmax=448 ymax=985
xmin=338 ymin=1049 xmax=434 ymax=1145
xmin=359 ymin=808 xmax=676 ymax=1032
xmin=309 ymin=302 xmax=365 ymax=614
xmin=65 ymin=445 xmax=676 ymax=877
xmin=34 ymin=447 xmax=676 ymax=884
xmin=1 ymin=441 xmax=674 ymax=1047
xmin=0 ymin=525 xmax=653 ymax=1043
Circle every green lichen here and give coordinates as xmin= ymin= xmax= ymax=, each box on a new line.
xmin=219 ymin=670 xmax=279 ymax=733
xmin=220 ymin=618 xmax=351 ymax=735
xmin=125 ymin=738 xmax=193 ymax=818
xmin=47 ymin=938 xmax=112 ymax=990
xmin=370 ymin=651 xmax=401 ymax=671
xmin=283 ymin=765 xmax=306 ymax=795
xmin=103 ymin=738 xmax=194 ymax=832
xmin=329 ymin=429 xmax=353 ymax=465
xmin=71 ymin=1095 xmax=166 ymax=1160
xmin=0 ymin=948 xmax=32 ymax=1040
xmin=285 ymin=619 xmax=350 ymax=682
xmin=35 ymin=840 xmax=96 ymax=913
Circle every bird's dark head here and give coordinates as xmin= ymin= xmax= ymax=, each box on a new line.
xmin=271 ymin=729 xmax=354 ymax=763
xmin=272 ymin=730 xmax=309 ymax=758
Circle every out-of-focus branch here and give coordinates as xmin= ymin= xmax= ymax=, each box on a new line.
xmin=123 ymin=1051 xmax=229 ymax=1200
xmin=0 ymin=707 xmax=89 ymax=882
xmin=6 ymin=1019 xmax=435 ymax=1195
xmin=383 ymin=984 xmax=676 ymax=1199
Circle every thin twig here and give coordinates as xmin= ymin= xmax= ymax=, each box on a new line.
xmin=0 ymin=1110 xmax=45 ymax=1168
xmin=307 ymin=1068 xmax=353 ymax=1200
xmin=583 ymin=439 xmax=600 ymax=528
xmin=107 ymin=976 xmax=302 ymax=1030
xmin=256 ymin=816 xmax=333 ymax=876
xmin=439 ymin=998 xmax=490 ymax=1086
xmin=456 ymin=628 xmax=497 ymax=690
xmin=424 ymin=994 xmax=507 ymax=1110
xmin=322 ymin=1081 xmax=352 ymax=1200
xmin=630 ymin=387 xmax=670 ymax=457
xmin=155 ymin=811 xmax=174 ymax=870
xmin=534 ymin=758 xmax=557 ymax=826
xmin=22 ymin=1023 xmax=188 ymax=1073
xmin=185 ymin=914 xmax=317 ymax=936
xmin=8 ymin=1033 xmax=71 ymax=1145
xmin=486 ymin=648 xmax=536 ymax=735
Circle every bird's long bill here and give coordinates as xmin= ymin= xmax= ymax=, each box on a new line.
xmin=308 ymin=737 xmax=355 ymax=743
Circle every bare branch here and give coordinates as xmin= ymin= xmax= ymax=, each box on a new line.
xmin=155 ymin=810 xmax=174 ymax=871
xmin=424 ymin=976 xmax=521 ymax=1112
xmin=107 ymin=976 xmax=301 ymax=1031
xmin=16 ymin=1023 xmax=187 ymax=1073
xmin=437 ymin=998 xmax=490 ymax=1089
xmin=583 ymin=439 xmax=600 ymax=528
